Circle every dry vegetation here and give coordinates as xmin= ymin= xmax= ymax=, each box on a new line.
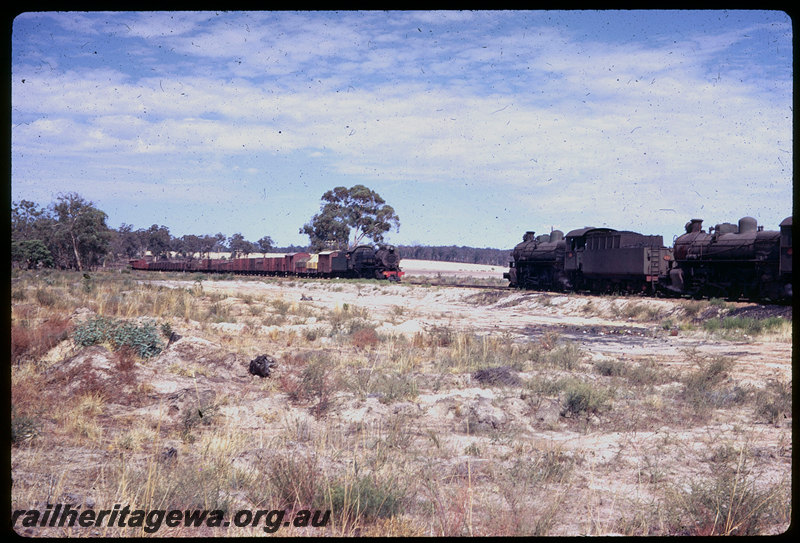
xmin=11 ymin=268 xmax=792 ymax=536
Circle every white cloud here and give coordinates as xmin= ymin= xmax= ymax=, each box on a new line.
xmin=11 ymin=11 xmax=792 ymax=247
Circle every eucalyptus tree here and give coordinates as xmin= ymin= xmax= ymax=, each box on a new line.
xmin=301 ymin=185 xmax=400 ymax=251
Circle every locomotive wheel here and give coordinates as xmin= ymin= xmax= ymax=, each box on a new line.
xmin=726 ymin=287 xmax=742 ymax=302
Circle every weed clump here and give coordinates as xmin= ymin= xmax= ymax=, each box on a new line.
xmin=561 ymin=379 xmax=613 ymax=417
xmin=702 ymin=316 xmax=788 ymax=338
xmin=327 ymin=474 xmax=404 ymax=525
xmin=11 ymin=317 xmax=72 ymax=365
xmin=11 ymin=407 xmax=40 ymax=444
xmin=681 ymin=356 xmax=742 ymax=411
xmin=753 ymin=379 xmax=792 ymax=425
xmin=664 ymin=452 xmax=789 ymax=535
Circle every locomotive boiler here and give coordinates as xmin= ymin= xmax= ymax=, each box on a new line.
xmin=347 ymin=244 xmax=403 ymax=280
xmin=666 ymin=216 xmax=790 ymax=301
xmin=504 ymin=230 xmax=568 ymax=290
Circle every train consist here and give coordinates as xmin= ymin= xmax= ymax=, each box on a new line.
xmin=505 ymin=216 xmax=792 ymax=303
xmin=130 ymin=244 xmax=405 ymax=281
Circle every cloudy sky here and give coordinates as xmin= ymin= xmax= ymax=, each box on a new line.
xmin=11 ymin=10 xmax=793 ymax=249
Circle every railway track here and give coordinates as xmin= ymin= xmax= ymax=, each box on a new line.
xmin=403 ymin=279 xmax=510 ymax=290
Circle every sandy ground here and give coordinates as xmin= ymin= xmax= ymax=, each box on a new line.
xmin=400 ymin=259 xmax=507 ymax=279
xmin=12 ymin=270 xmax=792 ymax=536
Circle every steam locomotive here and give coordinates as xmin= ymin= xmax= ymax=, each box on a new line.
xmin=505 ymin=216 xmax=792 ymax=303
xmin=130 ymin=244 xmax=404 ymax=281
xmin=665 ymin=216 xmax=791 ymax=301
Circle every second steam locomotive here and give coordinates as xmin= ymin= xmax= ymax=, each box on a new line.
xmin=505 ymin=216 xmax=792 ymax=303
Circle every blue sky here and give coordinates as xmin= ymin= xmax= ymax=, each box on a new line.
xmin=11 ymin=10 xmax=793 ymax=249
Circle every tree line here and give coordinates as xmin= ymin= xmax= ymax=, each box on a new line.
xmin=395 ymin=245 xmax=510 ymax=267
xmin=12 ymin=191 xmax=510 ymax=271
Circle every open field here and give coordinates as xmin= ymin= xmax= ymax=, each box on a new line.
xmin=11 ymin=269 xmax=792 ymax=536
xmin=400 ymin=259 xmax=508 ymax=281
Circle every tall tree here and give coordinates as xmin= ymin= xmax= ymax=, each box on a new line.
xmin=301 ymin=185 xmax=400 ymax=251
xmin=257 ymin=235 xmax=274 ymax=255
xmin=146 ymin=225 xmax=172 ymax=259
xmin=228 ymin=233 xmax=255 ymax=258
xmin=11 ymin=199 xmax=50 ymax=241
xmin=12 ymin=199 xmax=57 ymax=268
xmin=212 ymin=233 xmax=228 ymax=253
xmin=110 ymin=223 xmax=146 ymax=260
xmin=51 ymin=192 xmax=112 ymax=271
xmin=180 ymin=234 xmax=203 ymax=259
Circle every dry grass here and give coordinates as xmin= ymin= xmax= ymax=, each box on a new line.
xmin=10 ymin=269 xmax=792 ymax=536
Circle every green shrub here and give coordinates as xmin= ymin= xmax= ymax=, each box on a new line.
xmin=594 ymin=359 xmax=627 ymax=377
xmin=562 ymin=380 xmax=612 ymax=417
xmin=73 ymin=316 xmax=164 ymax=359
xmin=11 ymin=407 xmax=40 ymax=444
xmin=544 ymin=341 xmax=584 ymax=370
xmin=181 ymin=401 xmax=221 ymax=441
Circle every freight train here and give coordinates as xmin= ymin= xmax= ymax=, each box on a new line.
xmin=129 ymin=244 xmax=405 ymax=281
xmin=505 ymin=216 xmax=792 ymax=303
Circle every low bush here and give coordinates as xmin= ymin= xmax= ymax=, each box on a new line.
xmin=681 ymin=356 xmax=737 ymax=411
xmin=352 ymin=327 xmax=380 ymax=349
xmin=664 ymin=455 xmax=789 ymax=535
xmin=73 ymin=316 xmax=164 ymax=358
xmin=561 ymin=379 xmax=613 ymax=417
xmin=753 ymin=379 xmax=792 ymax=425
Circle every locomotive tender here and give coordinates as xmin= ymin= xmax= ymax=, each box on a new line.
xmin=506 ymin=216 xmax=792 ymax=302
xmin=130 ymin=245 xmax=404 ymax=281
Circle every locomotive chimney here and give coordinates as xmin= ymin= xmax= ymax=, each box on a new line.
xmin=523 ymin=231 xmax=535 ymax=242
xmin=685 ymin=219 xmax=703 ymax=233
